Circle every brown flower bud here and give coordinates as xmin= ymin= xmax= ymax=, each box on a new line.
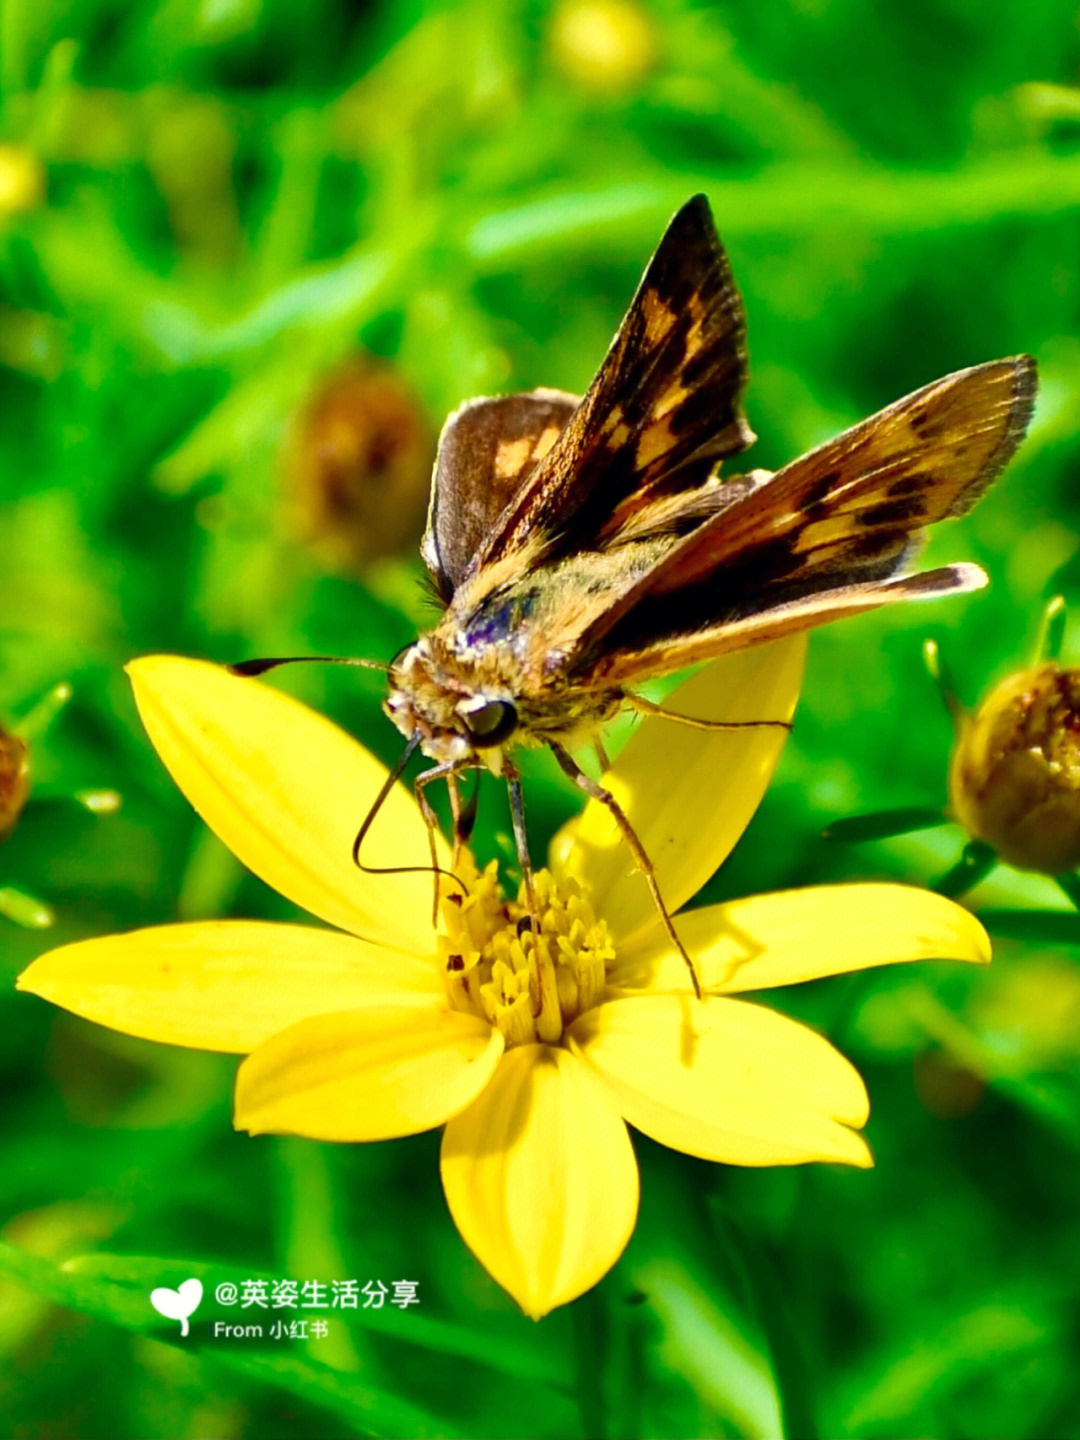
xmin=285 ymin=360 xmax=432 ymax=570
xmin=0 ymin=727 xmax=29 ymax=842
xmin=913 ymin=1048 xmax=984 ymax=1119
xmin=948 ymin=662 xmax=1080 ymax=874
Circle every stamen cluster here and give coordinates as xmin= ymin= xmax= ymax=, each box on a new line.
xmin=438 ymin=856 xmax=614 ymax=1044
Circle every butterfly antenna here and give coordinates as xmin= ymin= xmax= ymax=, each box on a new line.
xmin=230 ymin=655 xmax=389 ymax=677
xmin=448 ymin=771 xmax=480 ymax=869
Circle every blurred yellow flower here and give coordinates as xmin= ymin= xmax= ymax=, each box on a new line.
xmin=549 ymin=0 xmax=658 ymax=92
xmin=19 ymin=644 xmax=989 ymax=1317
xmin=0 ymin=144 xmax=45 ymax=219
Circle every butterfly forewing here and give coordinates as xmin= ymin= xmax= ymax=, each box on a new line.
xmin=566 ymin=356 xmax=1036 ymax=683
xmin=464 ymin=194 xmax=753 ymax=582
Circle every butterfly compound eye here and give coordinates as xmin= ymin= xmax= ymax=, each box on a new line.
xmin=458 ymin=697 xmax=519 ymax=747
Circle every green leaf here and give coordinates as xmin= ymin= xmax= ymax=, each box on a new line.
xmin=0 ymin=1245 xmax=454 ymax=1436
xmin=823 ymin=806 xmax=946 ymax=842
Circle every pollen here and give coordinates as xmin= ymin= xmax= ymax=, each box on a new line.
xmin=437 ymin=854 xmax=615 ymax=1045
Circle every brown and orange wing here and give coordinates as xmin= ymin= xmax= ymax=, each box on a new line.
xmin=570 ymin=356 xmax=1037 ymax=686
xmin=421 ymin=388 xmax=579 ymax=602
xmin=462 ymin=194 xmax=753 ymax=582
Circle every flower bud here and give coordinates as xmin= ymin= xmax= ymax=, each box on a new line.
xmin=948 ymin=662 xmax=1080 ymax=874
xmin=285 ymin=359 xmax=432 ymax=570
xmin=0 ymin=727 xmax=29 ymax=842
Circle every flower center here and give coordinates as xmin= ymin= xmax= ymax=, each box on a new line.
xmin=437 ymin=854 xmax=615 ymax=1045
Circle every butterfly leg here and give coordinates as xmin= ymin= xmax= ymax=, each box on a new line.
xmin=625 ymin=692 xmax=791 ymax=733
xmin=548 ymin=740 xmax=703 ymax=999
xmin=503 ymin=762 xmax=539 ymax=924
xmin=501 ymin=761 xmax=546 ymax=1014
xmin=447 ymin=771 xmax=479 ymax=869
xmin=414 ymin=758 xmax=475 ymax=924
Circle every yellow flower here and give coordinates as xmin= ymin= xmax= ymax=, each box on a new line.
xmin=18 ymin=642 xmax=989 ymax=1317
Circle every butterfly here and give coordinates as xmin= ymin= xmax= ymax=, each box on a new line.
xmin=243 ymin=195 xmax=1036 ymax=995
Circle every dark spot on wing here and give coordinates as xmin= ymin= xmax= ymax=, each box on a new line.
xmin=667 ymin=375 xmax=727 ymax=437
xmin=658 ymin=269 xmax=704 ymax=317
xmin=907 ymin=407 xmax=953 ymax=440
xmin=855 ymin=497 xmax=928 ymax=527
xmin=801 ymin=469 xmax=841 ymax=518
xmin=681 ymin=342 xmax=718 ymax=389
xmin=580 ymin=524 xmax=910 ymax=665
xmin=724 ymin=535 xmax=806 ymax=584
xmin=849 ymin=527 xmax=909 ymax=561
xmin=619 ymin=377 xmax=655 ymax=427
xmin=886 ymin=472 xmax=934 ymax=499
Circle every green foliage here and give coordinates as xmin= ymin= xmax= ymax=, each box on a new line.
xmin=4 ymin=0 xmax=1080 ymax=1435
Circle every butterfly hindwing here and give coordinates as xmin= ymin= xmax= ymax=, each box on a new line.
xmin=421 ymin=389 xmax=578 ymax=601
xmin=463 ymin=194 xmax=753 ymax=582
xmin=581 ymin=565 xmax=987 ymax=687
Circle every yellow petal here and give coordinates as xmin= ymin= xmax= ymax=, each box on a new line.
xmin=18 ymin=922 xmax=442 ymax=1053
xmin=613 ymin=884 xmax=992 ymax=994
xmin=441 ymin=1046 xmax=639 ymax=1318
xmin=235 ymin=1006 xmax=502 ymax=1141
xmin=555 ymin=636 xmax=805 ymax=943
xmin=569 ymin=994 xmax=872 ymax=1168
xmin=128 ymin=655 xmax=447 ymax=953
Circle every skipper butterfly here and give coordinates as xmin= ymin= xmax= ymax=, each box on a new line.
xmin=245 ymin=195 xmax=1036 ymax=994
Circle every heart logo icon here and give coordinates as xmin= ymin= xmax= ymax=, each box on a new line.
xmin=150 ymin=1277 xmax=203 ymax=1336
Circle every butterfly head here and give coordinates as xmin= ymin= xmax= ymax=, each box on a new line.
xmin=385 ymin=637 xmax=520 ymax=767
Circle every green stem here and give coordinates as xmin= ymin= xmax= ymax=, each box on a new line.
xmin=15 ymin=683 xmax=72 ymax=743
xmin=1033 ymin=595 xmax=1067 ymax=664
xmin=572 ymin=1287 xmax=608 ymax=1440
xmin=933 ymin=841 xmax=997 ymax=898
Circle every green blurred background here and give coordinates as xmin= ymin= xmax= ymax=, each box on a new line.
xmin=4 ymin=0 xmax=1080 ymax=1435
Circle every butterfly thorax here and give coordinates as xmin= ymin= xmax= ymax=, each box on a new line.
xmin=385 ymin=632 xmax=621 ymax=768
